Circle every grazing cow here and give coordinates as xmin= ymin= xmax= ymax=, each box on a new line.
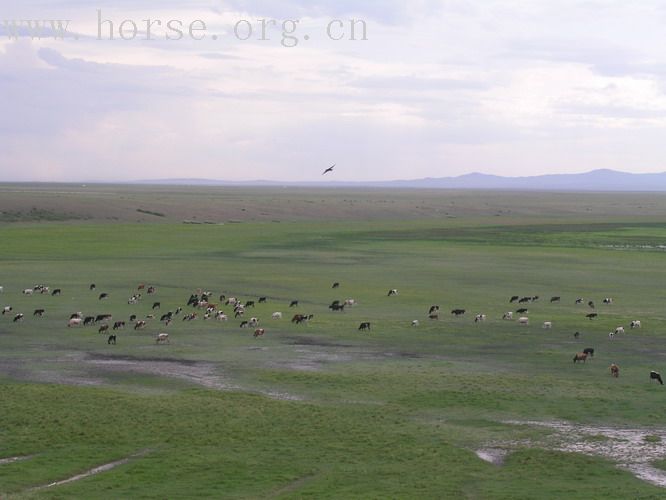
xmin=51 ymin=288 xmax=61 ymax=296
xmin=253 ymin=328 xmax=265 ymax=338
xmin=575 ymin=298 xmax=584 ymax=304
xmin=152 ymin=302 xmax=161 ymax=310
xmin=138 ymin=283 xmax=145 ymax=290
xmin=107 ymin=334 xmax=116 ymax=345
xmin=603 ymin=297 xmax=613 ymax=305
xmin=475 ymin=314 xmax=487 ymax=323
xmin=451 ymin=309 xmax=465 ymax=316
xmin=249 ymin=317 xmax=258 ymax=326
xmin=218 ymin=294 xmax=226 ymax=302
xmin=532 ymin=296 xmax=540 ymax=302
xmin=160 ymin=313 xmax=172 ymax=322
xmin=583 ymin=348 xmax=595 ymax=358
xmin=258 ymin=297 xmax=267 ymax=303
xmin=503 ymin=312 xmax=513 ymax=320
xmin=13 ymin=313 xmax=24 ymax=322
xmin=518 ymin=297 xmax=531 ymax=304
xmin=22 ymin=288 xmax=33 ymax=295
xmin=550 ymin=296 xmax=560 ymax=303
xmin=289 ymin=300 xmax=299 ymax=307
xmin=650 ymin=371 xmax=664 ymax=385
xmin=245 ymin=301 xmax=255 ymax=308
xmin=90 ymin=284 xmax=96 ymax=291
xmin=99 ymin=293 xmax=108 ymax=300
xmin=33 ymin=309 xmax=45 ymax=317
xmin=574 ymin=331 xmax=580 ymax=339
xmin=216 ymin=312 xmax=228 ymax=321
xmin=608 ymin=332 xmax=615 ymax=340
xmin=429 ymin=305 xmax=440 ymax=315
xmin=68 ymin=318 xmax=82 ymax=327
xmin=631 ymin=320 xmax=641 ymax=329
xmin=518 ymin=317 xmax=529 ymax=325
xmin=128 ymin=296 xmax=139 ymax=305
xmin=134 ymin=320 xmax=147 ymax=330
xmin=573 ymin=352 xmax=588 ymax=363
xmin=83 ymin=316 xmax=95 ymax=326
xmin=234 ymin=309 xmax=245 ymax=318
xmin=113 ymin=321 xmax=126 ymax=330
xmin=332 ymin=282 xmax=340 ymax=289
xmin=588 ymin=301 xmax=595 ymax=309
xmin=329 ymin=304 xmax=345 ymax=312
xmin=510 ymin=295 xmax=519 ymax=303
xmin=291 ymin=314 xmax=313 ymax=324
xmin=98 ymin=324 xmax=109 ymax=334
xmin=412 ymin=320 xmax=419 ymax=327
xmin=240 ymin=321 xmax=249 ymax=328
xmin=358 ymin=322 xmax=371 ymax=331
xmin=225 ymin=297 xmax=238 ymax=306
xmin=147 ymin=286 xmax=156 ymax=294
xmin=542 ymin=321 xmax=552 ymax=329
xmin=129 ymin=314 xmax=137 ymax=322
xmin=428 ymin=313 xmax=439 ymax=320
xmin=155 ymin=333 xmax=169 ymax=344
xmin=610 ymin=364 xmax=619 ymax=378
xmin=387 ymin=289 xmax=398 ymax=297
xmin=183 ymin=313 xmax=197 ymax=321
xmin=96 ymin=314 xmax=112 ymax=323
xmin=344 ymin=299 xmax=356 ymax=307
xmin=2 ymin=306 xmax=13 ymax=315
xmin=614 ymin=326 xmax=625 ymax=335
xmin=70 ymin=312 xmax=82 ymax=319
xmin=516 ymin=308 xmax=528 ymax=314
xmin=586 ymin=313 xmax=598 ymax=320
xmin=271 ymin=312 xmax=282 ymax=320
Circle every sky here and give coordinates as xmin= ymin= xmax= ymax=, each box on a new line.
xmin=1 ymin=0 xmax=666 ymax=182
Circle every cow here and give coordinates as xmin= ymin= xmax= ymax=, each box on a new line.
xmin=218 ymin=294 xmax=226 ymax=302
xmin=99 ymin=293 xmax=109 ymax=300
xmin=253 ymin=328 xmax=265 ymax=338
xmin=98 ymin=324 xmax=109 ymax=334
xmin=428 ymin=313 xmax=439 ymax=320
xmin=22 ymin=288 xmax=33 ymax=295
xmin=51 ymin=288 xmax=61 ymax=296
xmin=107 ymin=334 xmax=116 ymax=345
xmin=332 ymin=282 xmax=340 ymax=289
xmin=258 ymin=297 xmax=267 ymax=303
xmin=518 ymin=297 xmax=531 ymax=303
xmin=147 ymin=286 xmax=156 ymax=294
xmin=412 ymin=320 xmax=420 ymax=326
xmin=358 ymin=322 xmax=371 ymax=331
xmin=291 ymin=314 xmax=313 ymax=324
xmin=451 ymin=309 xmax=465 ymax=316
xmin=96 ymin=314 xmax=112 ymax=323
xmin=603 ymin=298 xmax=613 ymax=305
xmin=542 ymin=321 xmax=552 ymax=329
xmin=510 ymin=295 xmax=519 ymax=303
xmin=134 ymin=320 xmax=147 ymax=330
xmin=516 ymin=308 xmax=528 ymax=314
xmin=155 ymin=333 xmax=169 ymax=344
xmin=33 ymin=309 xmax=45 ymax=317
xmin=129 ymin=314 xmax=137 ymax=322
xmin=216 ymin=312 xmax=228 ymax=321
xmin=2 ymin=306 xmax=13 ymax=315
xmin=387 ymin=289 xmax=398 ymax=296
xmin=575 ymin=298 xmax=584 ymax=304
xmin=0 ymin=286 xmax=3 ymax=293
xmin=475 ymin=314 xmax=487 ymax=323
xmin=113 ymin=321 xmax=126 ymax=330
xmin=574 ymin=331 xmax=580 ymax=339
xmin=239 ymin=321 xmax=249 ymax=328
xmin=532 ymin=296 xmax=540 ymax=302
xmin=225 ymin=297 xmax=238 ymax=306
xmin=90 ymin=283 xmax=96 ymax=290
xmin=588 ymin=301 xmax=595 ymax=309
xmin=249 ymin=317 xmax=259 ymax=326
xmin=272 ymin=312 xmax=282 ymax=320
xmin=138 ymin=283 xmax=145 ymax=290
xmin=68 ymin=318 xmax=82 ymax=327
xmin=550 ymin=296 xmax=560 ymax=303
xmin=650 ymin=371 xmax=664 ymax=385
xmin=344 ymin=299 xmax=356 ymax=307
xmin=614 ymin=326 xmax=625 ymax=335
xmin=128 ymin=296 xmax=139 ymax=305
xmin=160 ymin=313 xmax=172 ymax=322
xmin=152 ymin=302 xmax=161 ymax=310
xmin=245 ymin=301 xmax=255 ymax=308
xmin=608 ymin=331 xmax=615 ymax=340
xmin=429 ymin=305 xmax=440 ymax=315
xmin=83 ymin=316 xmax=96 ymax=326
xmin=583 ymin=348 xmax=595 ymax=358
xmin=329 ymin=304 xmax=345 ymax=312
xmin=289 ymin=300 xmax=299 ymax=307
xmin=518 ymin=317 xmax=529 ymax=325
xmin=13 ymin=313 xmax=24 ymax=322
xmin=70 ymin=312 xmax=82 ymax=319
xmin=631 ymin=320 xmax=641 ymax=329
xmin=573 ymin=352 xmax=588 ymax=363
xmin=503 ymin=312 xmax=513 ymax=320
xmin=586 ymin=313 xmax=598 ymax=320
xmin=610 ymin=364 xmax=619 ymax=378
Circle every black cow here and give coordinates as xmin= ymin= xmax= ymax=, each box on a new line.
xmin=51 ymin=288 xmax=61 ymax=296
xmin=588 ymin=301 xmax=595 ymax=309
xmin=258 ymin=297 xmax=267 ymax=303
xmin=113 ymin=321 xmax=126 ymax=330
xmin=289 ymin=300 xmax=299 ymax=307
xmin=33 ymin=309 xmax=45 ymax=316
xmin=532 ymin=296 xmax=540 ymax=302
xmin=332 ymin=282 xmax=340 ymax=289
xmin=240 ymin=321 xmax=249 ymax=328
xmin=152 ymin=302 xmax=161 ymax=310
xmin=575 ymin=298 xmax=584 ymax=304
xmin=650 ymin=371 xmax=664 ymax=385
xmin=451 ymin=309 xmax=465 ymax=316
xmin=160 ymin=313 xmax=173 ymax=322
xmin=129 ymin=314 xmax=137 ymax=322
xmin=510 ymin=296 xmax=519 ymax=303
xmin=98 ymin=293 xmax=108 ymax=300
xmin=516 ymin=308 xmax=528 ymax=314
xmin=329 ymin=304 xmax=345 ymax=311
xmin=583 ymin=348 xmax=595 ymax=358
xmin=13 ymin=313 xmax=24 ymax=322
xmin=550 ymin=296 xmax=561 ymax=303
xmin=429 ymin=305 xmax=440 ymax=314
xmin=96 ymin=314 xmax=112 ymax=323
xmin=107 ymin=334 xmax=116 ymax=345
xmin=586 ymin=313 xmax=598 ymax=320
xmin=358 ymin=322 xmax=371 ymax=331
xmin=245 ymin=301 xmax=255 ymax=308
xmin=90 ymin=283 xmax=96 ymax=291
xmin=518 ymin=297 xmax=531 ymax=303
xmin=574 ymin=331 xmax=580 ymax=339
xmin=83 ymin=316 xmax=95 ymax=326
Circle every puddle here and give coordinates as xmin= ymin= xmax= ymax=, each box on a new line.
xmin=0 ymin=455 xmax=33 ymax=465
xmin=475 ymin=448 xmax=508 ymax=466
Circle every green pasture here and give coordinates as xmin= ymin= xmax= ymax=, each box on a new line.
xmin=1 ymin=190 xmax=666 ymax=498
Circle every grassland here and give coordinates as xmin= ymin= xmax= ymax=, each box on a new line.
xmin=1 ymin=185 xmax=666 ymax=498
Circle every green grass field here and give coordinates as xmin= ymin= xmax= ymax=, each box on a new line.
xmin=1 ymin=186 xmax=666 ymax=498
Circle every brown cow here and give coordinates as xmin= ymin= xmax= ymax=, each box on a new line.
xmin=253 ymin=328 xmax=265 ymax=338
xmin=610 ymin=364 xmax=619 ymax=378
xmin=573 ymin=352 xmax=588 ymax=363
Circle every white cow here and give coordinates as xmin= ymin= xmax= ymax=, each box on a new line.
xmin=22 ymin=288 xmax=33 ymax=295
xmin=344 ymin=299 xmax=356 ymax=307
xmin=542 ymin=321 xmax=552 ymax=329
xmin=0 ymin=286 xmax=3 ymax=293
xmin=155 ymin=333 xmax=169 ymax=344
xmin=272 ymin=312 xmax=282 ymax=320
xmin=475 ymin=314 xmax=486 ymax=323
xmin=614 ymin=326 xmax=625 ymax=335
xmin=603 ymin=298 xmax=613 ymax=304
xmin=411 ymin=320 xmax=419 ymax=327
xmin=608 ymin=331 xmax=615 ymax=340
xmin=2 ymin=306 xmax=12 ymax=315
xmin=503 ymin=312 xmax=513 ymax=320
xmin=68 ymin=318 xmax=82 ymax=327
xmin=518 ymin=317 xmax=529 ymax=325
xmin=631 ymin=320 xmax=641 ymax=329
xmin=216 ymin=312 xmax=228 ymax=321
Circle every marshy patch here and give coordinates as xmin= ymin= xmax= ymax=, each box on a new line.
xmin=475 ymin=448 xmax=508 ymax=466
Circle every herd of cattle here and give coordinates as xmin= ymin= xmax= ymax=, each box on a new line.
xmin=0 ymin=283 xmax=663 ymax=384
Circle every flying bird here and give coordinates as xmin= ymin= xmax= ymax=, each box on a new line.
xmin=322 ymin=164 xmax=335 ymax=175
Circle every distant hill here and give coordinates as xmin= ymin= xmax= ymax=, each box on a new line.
xmin=136 ymin=169 xmax=666 ymax=191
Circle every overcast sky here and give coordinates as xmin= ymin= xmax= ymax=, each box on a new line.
xmin=2 ymin=1 xmax=666 ymax=182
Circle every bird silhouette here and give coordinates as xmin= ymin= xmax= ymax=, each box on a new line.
xmin=322 ymin=164 xmax=335 ymax=175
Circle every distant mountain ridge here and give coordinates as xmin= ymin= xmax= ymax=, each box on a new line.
xmin=136 ymin=169 xmax=666 ymax=191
